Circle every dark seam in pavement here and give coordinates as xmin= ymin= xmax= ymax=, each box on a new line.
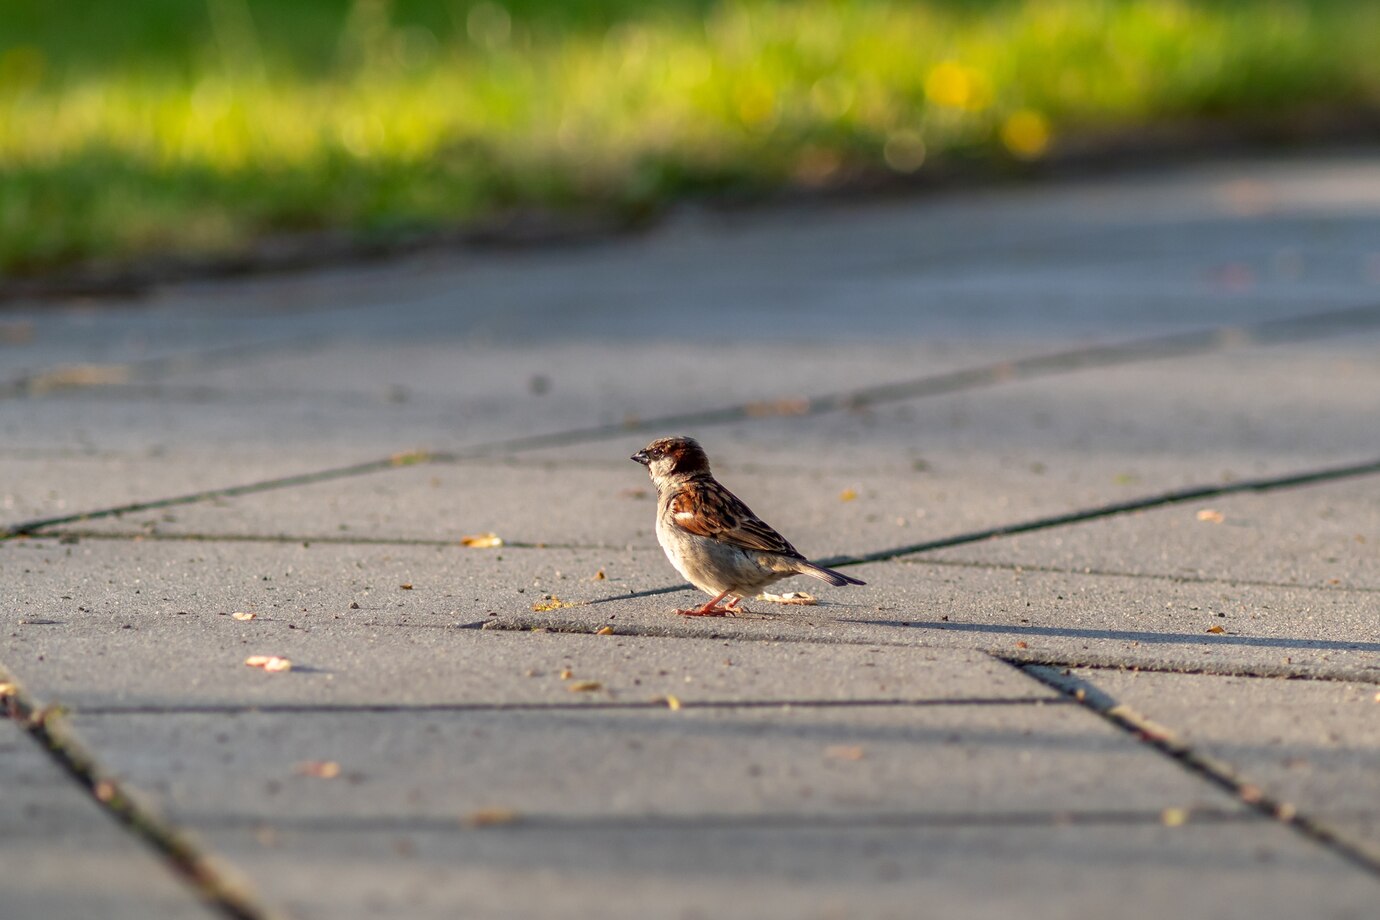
xmin=816 ymin=455 xmax=1380 ymax=569
xmin=0 ymin=451 xmax=436 ymax=538
xmin=174 ymin=807 xmax=1258 ymax=834
xmin=5 ymin=303 xmax=1379 ymax=540
xmin=879 ymin=620 xmax=1380 ymax=655
xmin=475 ymin=616 xmax=1380 ymax=684
xmin=1010 ymin=662 xmax=1380 ymax=877
xmin=24 ymin=528 xmax=612 ymax=551
xmin=66 ymin=696 xmax=1070 ymax=716
xmin=0 ymin=674 xmax=275 ymax=920
xmin=463 ymin=304 xmax=1380 ymax=455
xmin=22 ymin=528 xmax=1380 ymax=600
xmin=1001 ymin=650 xmax=1380 ymax=685
xmin=899 ymin=556 xmax=1380 ymax=594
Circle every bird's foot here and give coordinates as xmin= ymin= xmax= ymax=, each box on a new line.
xmin=675 ymin=605 xmax=735 ymax=617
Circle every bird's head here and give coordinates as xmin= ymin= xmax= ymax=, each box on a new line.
xmin=631 ymin=436 xmax=710 ymax=483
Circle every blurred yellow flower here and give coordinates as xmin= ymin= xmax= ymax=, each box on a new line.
xmin=1000 ymin=109 xmax=1051 ymax=159
xmin=924 ymin=61 xmax=990 ymax=112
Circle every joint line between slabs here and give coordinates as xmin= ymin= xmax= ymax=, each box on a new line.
xmin=816 ymin=455 xmax=1380 ymax=570
xmin=68 ymin=696 xmax=1071 ymax=717
xmin=0 ymin=673 xmax=276 ymax=920
xmin=1002 ymin=650 xmax=1380 ymax=686
xmin=6 ymin=303 xmax=1379 ymax=539
xmin=1006 ymin=659 xmax=1380 ymax=878
xmin=179 ymin=807 xmax=1259 ymax=835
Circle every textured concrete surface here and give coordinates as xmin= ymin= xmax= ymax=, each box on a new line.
xmin=1071 ymin=669 xmax=1380 ymax=857
xmin=4 ymin=154 xmax=1380 ymax=918
xmin=0 ymin=720 xmax=213 ymax=920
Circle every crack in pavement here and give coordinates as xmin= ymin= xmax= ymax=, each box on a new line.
xmin=1013 ymin=662 xmax=1380 ymax=877
xmin=5 ymin=303 xmax=1380 ymax=541
xmin=0 ymin=672 xmax=276 ymax=920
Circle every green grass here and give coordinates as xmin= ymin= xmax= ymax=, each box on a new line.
xmin=1 ymin=0 xmax=1377 ymax=274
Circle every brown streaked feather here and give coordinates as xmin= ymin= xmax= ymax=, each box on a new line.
xmin=668 ymin=483 xmax=802 ymax=558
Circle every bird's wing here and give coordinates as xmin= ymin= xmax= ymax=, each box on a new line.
xmin=668 ymin=484 xmax=802 ymax=557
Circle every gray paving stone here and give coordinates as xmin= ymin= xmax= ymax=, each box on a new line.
xmin=7 ymin=537 xmax=1378 ymax=691
xmin=0 ymin=720 xmax=212 ymax=920
xmin=1073 ymin=669 xmax=1380 ymax=856
xmin=930 ymin=477 xmax=1380 ymax=590
xmin=69 ymin=702 xmax=1238 ymax=821
xmin=171 ymin=821 xmax=1379 ymax=920
xmin=0 ymin=453 xmax=372 ymax=532
xmin=54 ymin=699 xmax=1375 ymax=920
xmin=8 ymin=154 xmax=1380 ymax=918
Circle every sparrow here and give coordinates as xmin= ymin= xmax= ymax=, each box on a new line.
xmin=631 ymin=436 xmax=865 ymax=616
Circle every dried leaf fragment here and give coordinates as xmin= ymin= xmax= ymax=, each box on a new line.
xmin=839 ymin=488 xmax=859 ymax=502
xmin=463 ymin=807 xmax=520 ymax=828
xmin=567 ymin=680 xmax=603 ymax=693
xmin=460 ymin=532 xmax=504 ymax=548
xmin=593 ymin=569 xmax=606 ymax=581
xmin=1206 ymin=625 xmax=1226 ymax=635
xmin=296 ymin=760 xmax=341 ymax=779
xmin=245 ymin=655 xmax=293 ymax=673
xmin=1160 ymin=807 xmax=1189 ymax=827
xmin=759 ymin=591 xmax=817 ymax=605
xmin=231 ymin=612 xmax=257 ymax=621
xmin=400 ymin=583 xmax=413 ymax=590
xmin=663 ymin=694 xmax=682 ymax=711
xmin=744 ymin=397 xmax=810 ymax=417
xmin=595 ymin=626 xmax=615 ymax=635
xmin=825 ymin=745 xmax=865 ymax=761
xmin=560 ymin=669 xmax=574 ymax=680
xmin=1196 ymin=509 xmax=1225 ymax=524
xmin=532 ymin=596 xmax=576 ymax=612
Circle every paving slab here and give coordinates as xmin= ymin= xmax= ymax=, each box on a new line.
xmin=28 ymin=335 xmax=1380 ymax=571
xmin=1072 ymin=669 xmax=1380 ymax=857
xmin=0 ymin=453 xmax=392 ymax=532
xmin=8 ymin=155 xmax=1379 ymax=367
xmin=930 ymin=477 xmax=1380 ymax=591
xmin=53 ymin=699 xmax=1376 ymax=920
xmin=0 ymin=719 xmax=212 ymax=920
xmin=6 ymin=537 xmax=1378 ymax=689
xmin=67 ymin=702 xmax=1239 ymax=821
xmin=7 ymin=153 xmax=1380 ymax=919
xmin=184 ymin=820 xmax=1378 ymax=920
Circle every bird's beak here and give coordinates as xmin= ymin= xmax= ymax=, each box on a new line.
xmin=631 ymin=450 xmax=650 ymax=465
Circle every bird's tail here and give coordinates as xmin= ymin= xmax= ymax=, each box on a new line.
xmin=796 ymin=561 xmax=866 ymax=587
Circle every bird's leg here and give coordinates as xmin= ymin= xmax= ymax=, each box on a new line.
xmin=676 ymin=590 xmax=735 ymax=617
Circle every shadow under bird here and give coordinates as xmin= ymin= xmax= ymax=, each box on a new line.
xmin=631 ymin=436 xmax=865 ymax=616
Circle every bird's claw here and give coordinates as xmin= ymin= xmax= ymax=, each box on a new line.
xmin=675 ymin=606 xmax=735 ymax=617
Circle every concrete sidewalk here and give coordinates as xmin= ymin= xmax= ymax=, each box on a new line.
xmin=3 ymin=153 xmax=1379 ymax=919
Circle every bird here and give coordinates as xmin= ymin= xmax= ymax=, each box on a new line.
xmin=631 ymin=436 xmax=865 ymax=616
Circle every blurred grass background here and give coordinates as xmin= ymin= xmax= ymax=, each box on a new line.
xmin=1 ymin=0 xmax=1377 ymax=275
